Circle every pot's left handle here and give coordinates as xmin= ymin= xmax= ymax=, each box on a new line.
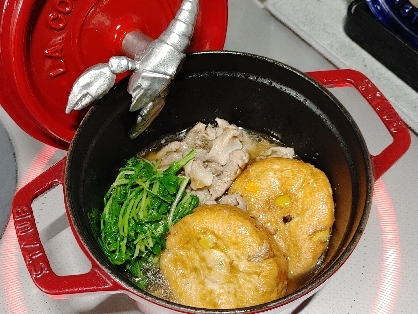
xmin=12 ymin=158 xmax=120 ymax=296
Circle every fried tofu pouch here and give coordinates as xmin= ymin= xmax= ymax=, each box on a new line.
xmin=160 ymin=204 xmax=288 ymax=309
xmin=229 ymin=157 xmax=334 ymax=279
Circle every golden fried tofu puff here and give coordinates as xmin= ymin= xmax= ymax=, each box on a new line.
xmin=229 ymin=157 xmax=334 ymax=279
xmin=160 ymin=204 xmax=288 ymax=309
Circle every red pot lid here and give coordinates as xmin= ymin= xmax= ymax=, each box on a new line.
xmin=0 ymin=0 xmax=228 ymax=150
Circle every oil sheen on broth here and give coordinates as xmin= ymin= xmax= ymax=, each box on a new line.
xmin=135 ymin=120 xmax=334 ymax=305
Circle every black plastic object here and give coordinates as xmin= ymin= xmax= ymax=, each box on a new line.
xmin=365 ymin=0 xmax=418 ymax=48
xmin=344 ymin=0 xmax=418 ymax=93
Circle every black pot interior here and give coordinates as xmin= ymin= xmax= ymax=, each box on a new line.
xmin=66 ymin=51 xmax=373 ymax=312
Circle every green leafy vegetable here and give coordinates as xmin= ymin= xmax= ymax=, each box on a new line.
xmin=98 ymin=150 xmax=199 ymax=289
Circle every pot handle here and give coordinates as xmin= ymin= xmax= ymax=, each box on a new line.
xmin=307 ymin=69 xmax=411 ymax=180
xmin=12 ymin=158 xmax=120 ymax=296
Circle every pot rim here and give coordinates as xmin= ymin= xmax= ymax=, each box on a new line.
xmin=66 ymin=50 xmax=375 ymax=313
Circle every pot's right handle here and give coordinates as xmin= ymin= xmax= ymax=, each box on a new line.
xmin=12 ymin=158 xmax=120 ymax=296
xmin=307 ymin=69 xmax=411 ymax=180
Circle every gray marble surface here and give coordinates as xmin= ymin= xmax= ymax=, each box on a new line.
xmin=0 ymin=120 xmax=16 ymax=238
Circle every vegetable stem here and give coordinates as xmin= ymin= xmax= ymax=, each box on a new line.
xmin=168 ymin=176 xmax=190 ymax=227
xmin=97 ymin=150 xmax=199 ymax=290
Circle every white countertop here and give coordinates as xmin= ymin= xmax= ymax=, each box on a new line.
xmin=1 ymin=0 xmax=417 ymax=313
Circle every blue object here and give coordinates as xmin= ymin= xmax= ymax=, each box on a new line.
xmin=365 ymin=0 xmax=418 ymax=47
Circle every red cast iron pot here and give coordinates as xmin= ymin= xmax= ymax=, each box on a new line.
xmin=12 ymin=51 xmax=411 ymax=313
xmin=0 ymin=0 xmax=227 ymax=149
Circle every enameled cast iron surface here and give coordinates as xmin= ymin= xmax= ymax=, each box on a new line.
xmin=65 ymin=51 xmax=373 ymax=312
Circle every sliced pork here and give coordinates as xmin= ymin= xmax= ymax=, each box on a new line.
xmin=152 ymin=118 xmax=294 ymax=205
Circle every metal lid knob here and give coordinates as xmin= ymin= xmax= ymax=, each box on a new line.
xmin=66 ymin=0 xmax=199 ymax=138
